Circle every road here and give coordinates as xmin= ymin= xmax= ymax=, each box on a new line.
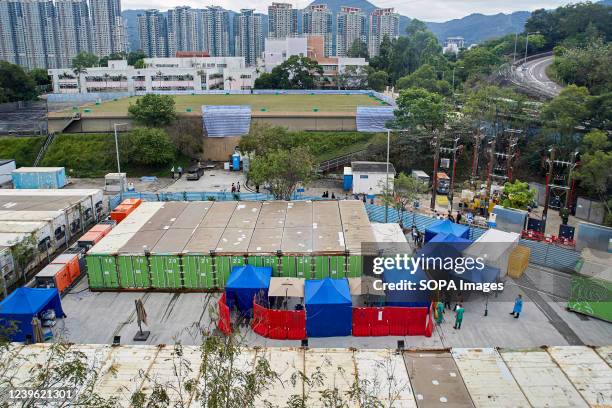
xmin=511 ymin=54 xmax=564 ymax=98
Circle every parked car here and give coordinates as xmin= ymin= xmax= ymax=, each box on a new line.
xmin=186 ymin=165 xmax=204 ymax=181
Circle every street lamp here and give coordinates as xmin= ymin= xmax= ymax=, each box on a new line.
xmin=451 ymin=66 xmax=463 ymax=94
xmin=523 ymin=32 xmax=540 ymax=65
xmin=384 ymin=128 xmax=409 ymax=222
xmin=113 ymin=123 xmax=128 ymax=173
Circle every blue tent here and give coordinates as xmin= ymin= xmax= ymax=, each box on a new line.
xmin=304 ymin=278 xmax=352 ymax=337
xmin=383 ymin=263 xmax=431 ymax=307
xmin=419 ymin=232 xmax=472 ymax=259
xmin=0 ymin=287 xmax=65 ymax=342
xmin=424 ymin=219 xmax=470 ymax=243
xmin=225 ymin=265 xmax=272 ymax=317
xmin=452 ymin=265 xmax=500 ymax=284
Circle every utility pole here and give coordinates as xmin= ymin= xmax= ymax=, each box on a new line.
xmin=503 ymin=128 xmax=521 ymax=182
xmin=430 ymin=131 xmax=440 ymax=211
xmin=471 ymin=129 xmax=485 ymax=183
xmin=440 ymin=137 xmax=463 ymax=211
xmin=485 ymin=139 xmax=495 ymax=202
xmin=513 ymin=32 xmax=518 ymax=64
xmin=542 ymin=147 xmax=555 ymax=231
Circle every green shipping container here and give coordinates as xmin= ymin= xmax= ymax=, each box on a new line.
xmin=348 ymin=256 xmax=363 ymax=278
xmin=216 ymin=256 xmax=245 ymax=287
xmin=314 ymin=256 xmax=346 ymax=279
xmin=118 ymin=255 xmax=150 ymax=288
xmin=86 ymin=255 xmax=119 ymax=288
xmin=282 ymin=256 xmax=312 ymax=278
xmin=568 ymin=273 xmax=612 ymax=322
xmin=150 ymin=255 xmax=182 ymax=289
xmin=248 ymin=256 xmax=278 ymax=275
xmin=183 ymin=255 xmax=215 ymax=289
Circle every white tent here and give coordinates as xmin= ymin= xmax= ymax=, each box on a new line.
xmin=463 ymin=229 xmax=520 ymax=277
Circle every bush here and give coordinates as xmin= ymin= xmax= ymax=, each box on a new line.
xmin=0 ymin=136 xmax=44 ymax=166
xmin=128 ymin=94 xmax=177 ymax=127
xmin=122 ymin=127 xmax=176 ymax=166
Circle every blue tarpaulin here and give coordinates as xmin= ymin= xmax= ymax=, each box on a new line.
xmin=305 ymin=278 xmax=352 ymax=337
xmin=202 ymin=105 xmax=252 ymax=137
xmin=0 ymin=287 xmax=65 ymax=341
xmin=225 ymin=265 xmax=272 ymax=317
xmin=424 ymin=220 xmax=470 ymax=243
xmin=383 ymin=263 xmax=431 ymax=307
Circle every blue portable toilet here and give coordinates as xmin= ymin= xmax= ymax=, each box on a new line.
xmin=343 ymin=167 xmax=353 ymax=191
xmin=231 ymin=153 xmax=241 ymax=171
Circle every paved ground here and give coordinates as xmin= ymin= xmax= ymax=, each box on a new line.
xmin=512 ymin=55 xmax=563 ymax=98
xmin=56 ymin=264 xmax=612 ymax=348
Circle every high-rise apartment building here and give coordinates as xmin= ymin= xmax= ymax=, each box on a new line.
xmin=336 ymin=6 xmax=365 ymax=57
xmin=197 ymin=6 xmax=230 ymax=57
xmin=89 ymin=0 xmax=126 ymax=56
xmin=234 ymin=9 xmax=263 ymax=66
xmin=55 ymin=0 xmax=91 ymax=67
xmin=167 ymin=6 xmax=196 ymax=57
xmin=302 ymin=4 xmax=332 ymax=57
xmin=368 ymin=8 xmax=399 ymax=57
xmin=0 ymin=0 xmax=61 ymax=69
xmin=137 ymin=9 xmax=167 ymax=58
xmin=267 ymin=2 xmax=297 ymax=39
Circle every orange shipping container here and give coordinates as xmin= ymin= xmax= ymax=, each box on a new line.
xmin=121 ymin=198 xmax=142 ymax=207
xmin=78 ymin=230 xmax=105 ymax=248
xmin=35 ymin=263 xmax=71 ymax=294
xmin=52 ymin=253 xmax=81 ymax=281
xmin=89 ymin=223 xmax=112 ymax=236
xmin=110 ymin=204 xmax=134 ymax=223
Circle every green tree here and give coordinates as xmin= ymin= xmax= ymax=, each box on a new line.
xmin=122 ymin=127 xmax=176 ymax=166
xmin=395 ymin=64 xmax=451 ymax=95
xmin=502 ymin=180 xmax=536 ymax=210
xmin=254 ymin=56 xmax=323 ymax=89
xmin=71 ymin=51 xmax=99 ymax=69
xmin=587 ymin=92 xmax=611 ymax=131
xmin=367 ymin=69 xmax=389 ymax=92
xmin=347 ymin=39 xmax=369 ymax=59
xmin=128 ymin=51 xmax=147 ymax=65
xmin=380 ymin=173 xmax=428 ymax=228
xmin=0 ymin=61 xmax=38 ymax=102
xmin=336 ymin=65 xmax=368 ymax=89
xmin=540 ymin=85 xmax=590 ymax=142
xmin=369 ymin=35 xmax=393 ymax=72
xmin=456 ymin=46 xmax=501 ymax=79
xmin=552 ymin=40 xmax=612 ymax=95
xmin=248 ymin=147 xmax=314 ymax=200
xmin=391 ymin=87 xmax=448 ymax=132
xmin=28 ymin=68 xmax=51 ymax=87
xmin=238 ymin=123 xmax=289 ymax=157
xmin=133 ymin=59 xmax=146 ymax=69
xmin=128 ymin=94 xmax=177 ymax=127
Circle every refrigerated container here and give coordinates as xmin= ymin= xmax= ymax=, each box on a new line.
xmin=51 ymin=253 xmax=81 ymax=281
xmin=12 ymin=167 xmax=66 ymax=189
xmin=35 ymin=263 xmax=71 ymax=293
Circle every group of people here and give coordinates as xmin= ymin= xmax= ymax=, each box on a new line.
xmin=410 ymin=226 xmax=425 ymax=248
xmin=170 ymin=166 xmax=183 ymax=180
xmin=434 ymin=294 xmax=524 ymax=331
xmin=321 ymin=191 xmax=336 ymax=199
xmin=231 ymin=182 xmax=241 ymax=193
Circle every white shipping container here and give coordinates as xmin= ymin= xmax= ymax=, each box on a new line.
xmin=0 ymin=160 xmax=16 ymax=185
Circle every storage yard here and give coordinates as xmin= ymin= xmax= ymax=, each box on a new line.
xmin=0 ymin=189 xmax=104 ymax=292
xmin=1 ymin=343 xmax=610 ymax=407
xmin=86 ymin=200 xmax=375 ymax=291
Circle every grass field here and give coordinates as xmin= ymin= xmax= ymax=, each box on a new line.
xmin=0 ymin=136 xmax=44 ymax=166
xmin=70 ymin=94 xmax=387 ymax=116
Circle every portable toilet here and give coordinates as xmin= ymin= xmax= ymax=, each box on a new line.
xmin=232 ymin=153 xmax=241 ymax=171
xmin=343 ymin=167 xmax=353 ymax=191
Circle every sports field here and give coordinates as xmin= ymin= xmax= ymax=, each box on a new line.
xmin=70 ymin=93 xmax=388 ymax=116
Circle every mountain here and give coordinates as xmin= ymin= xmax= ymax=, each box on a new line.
xmin=122 ymin=1 xmax=531 ymax=52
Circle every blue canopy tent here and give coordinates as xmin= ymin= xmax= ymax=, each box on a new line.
xmin=225 ymin=265 xmax=272 ymax=317
xmin=419 ymin=232 xmax=472 ymax=259
xmin=452 ymin=265 xmax=501 ymax=284
xmin=424 ymin=220 xmax=470 ymax=243
xmin=0 ymin=287 xmax=65 ymax=342
xmin=383 ymin=263 xmax=431 ymax=307
xmin=305 ymin=278 xmax=352 ymax=337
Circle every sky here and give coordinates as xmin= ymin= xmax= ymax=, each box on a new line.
xmin=121 ymin=0 xmax=572 ymax=22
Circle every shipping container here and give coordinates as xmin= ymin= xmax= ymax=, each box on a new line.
xmin=110 ymin=204 xmax=135 ymax=223
xmin=35 ymin=263 xmax=71 ymax=293
xmin=182 ymin=255 xmax=215 ymax=289
xmin=78 ymin=230 xmax=106 ymax=249
xmin=12 ymin=167 xmax=66 ymax=189
xmin=0 ymin=210 xmax=69 ymax=248
xmin=0 ymin=160 xmax=16 ymax=185
xmin=149 ymin=255 xmax=182 ymax=289
xmin=118 ymin=255 xmax=150 ymax=288
xmin=51 ymin=253 xmax=81 ymax=281
xmin=0 ymin=246 xmax=15 ymax=296
xmin=86 ymin=255 xmax=119 ymax=288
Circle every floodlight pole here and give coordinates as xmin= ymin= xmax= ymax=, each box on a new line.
xmin=385 ymin=129 xmax=390 ymax=222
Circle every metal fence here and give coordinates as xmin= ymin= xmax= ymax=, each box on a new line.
xmin=0 ymin=100 xmax=48 ymax=135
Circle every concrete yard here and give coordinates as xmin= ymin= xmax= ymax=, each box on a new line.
xmin=57 ymin=264 xmax=612 ymax=348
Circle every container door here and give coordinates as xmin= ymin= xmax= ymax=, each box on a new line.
xmin=282 ymin=256 xmax=296 ymax=277
xmin=348 ymin=256 xmax=362 ymax=278
xmin=329 ymin=256 xmax=344 ymax=279
xmin=85 ymin=256 xmax=103 ymax=288
xmin=263 ymin=256 xmax=278 ymax=275
xmin=296 ymin=256 xmax=311 ymax=279
xmin=151 ymin=256 xmax=182 ymax=289
xmin=119 ymin=256 xmax=150 ymax=288
xmin=314 ymin=256 xmax=329 ymax=279
xmin=88 ymin=255 xmax=119 ymax=288
xmin=55 ymin=267 xmax=70 ymax=293
xmin=184 ymin=256 xmax=214 ymax=289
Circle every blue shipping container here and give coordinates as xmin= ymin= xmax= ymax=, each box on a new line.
xmin=12 ymin=167 xmax=66 ymax=189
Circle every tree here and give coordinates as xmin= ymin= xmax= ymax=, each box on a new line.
xmin=128 ymin=94 xmax=177 ymax=127
xmin=456 ymin=46 xmax=501 ymax=79
xmin=71 ymin=52 xmax=99 ymax=69
xmin=133 ymin=59 xmax=146 ymax=69
xmin=369 ymin=35 xmax=393 ymax=72
xmin=238 ymin=123 xmax=289 ymax=157
xmin=165 ymin=118 xmax=204 ymax=159
xmin=380 ymin=173 xmax=428 ymax=228
xmin=391 ymin=87 xmax=448 ymax=132
xmin=540 ymin=85 xmax=590 ymax=146
xmin=552 ymin=40 xmax=612 ymax=95
xmin=254 ymin=56 xmax=323 ymax=89
xmin=29 ymin=68 xmax=51 ymax=87
xmin=127 ymin=51 xmax=147 ymax=66
xmin=122 ymin=127 xmax=176 ymax=166
xmin=395 ymin=64 xmax=451 ymax=95
xmin=0 ymin=61 xmax=38 ymax=102
xmin=502 ymin=180 xmax=536 ymax=210
xmin=347 ymin=39 xmax=369 ymax=59
xmin=367 ymin=69 xmax=389 ymax=92
xmin=248 ymin=147 xmax=314 ymax=200
xmin=336 ymin=65 xmax=368 ymax=89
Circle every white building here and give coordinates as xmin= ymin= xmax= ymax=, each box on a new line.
xmin=263 ymin=36 xmax=307 ymax=71
xmin=368 ymin=8 xmax=399 ymax=57
xmin=48 ymin=56 xmax=258 ymax=93
xmin=443 ymin=37 xmax=465 ymax=54
xmin=351 ymin=161 xmax=395 ymax=195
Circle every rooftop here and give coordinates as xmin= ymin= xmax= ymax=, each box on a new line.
xmin=351 ymin=161 xmax=396 ymax=174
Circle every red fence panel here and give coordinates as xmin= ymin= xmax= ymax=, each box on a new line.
xmin=267 ymin=309 xmax=288 ymax=339
xmin=407 ymin=308 xmax=428 ymax=336
xmin=217 ymin=293 xmax=232 ymax=335
xmin=252 ymin=301 xmax=269 ymax=337
xmin=352 ymin=307 xmax=374 ymax=336
xmin=370 ymin=307 xmax=389 ymax=336
xmin=385 ymin=307 xmax=410 ymax=336
xmin=286 ymin=310 xmax=306 ymax=340
xmin=425 ymin=304 xmax=434 ymax=337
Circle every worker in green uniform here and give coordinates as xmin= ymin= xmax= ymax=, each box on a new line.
xmin=454 ymin=303 xmax=464 ymax=330
xmin=436 ymin=301 xmax=445 ymax=324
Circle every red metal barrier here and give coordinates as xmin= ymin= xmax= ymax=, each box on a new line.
xmin=217 ymin=293 xmax=232 ymax=335
xmin=251 ymin=298 xmax=306 ymax=340
xmin=351 ymin=305 xmax=430 ymax=337
xmin=425 ymin=304 xmax=434 ymax=337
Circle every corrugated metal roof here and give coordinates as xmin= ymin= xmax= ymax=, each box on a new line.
xmin=451 ymin=348 xmax=530 ymax=408
xmin=500 ymin=349 xmax=588 ymax=407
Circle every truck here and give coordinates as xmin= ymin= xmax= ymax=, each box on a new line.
xmin=436 ymin=172 xmax=450 ymax=195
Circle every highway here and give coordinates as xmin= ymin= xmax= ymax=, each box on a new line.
xmin=511 ymin=54 xmax=564 ymax=98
